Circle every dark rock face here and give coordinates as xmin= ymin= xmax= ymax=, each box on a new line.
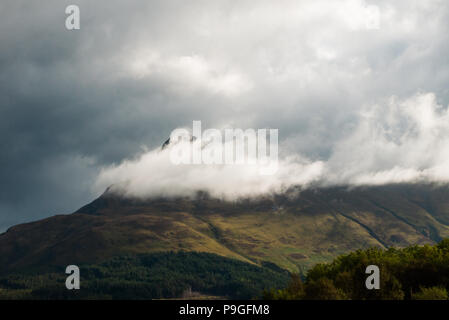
xmin=161 ymin=138 xmax=171 ymax=150
xmin=161 ymin=135 xmax=197 ymax=150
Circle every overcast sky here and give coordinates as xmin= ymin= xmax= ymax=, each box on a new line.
xmin=1 ymin=0 xmax=449 ymax=231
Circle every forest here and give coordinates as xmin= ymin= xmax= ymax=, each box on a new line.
xmin=3 ymin=240 xmax=449 ymax=300
xmin=0 ymin=251 xmax=289 ymax=299
xmin=265 ymin=239 xmax=449 ymax=300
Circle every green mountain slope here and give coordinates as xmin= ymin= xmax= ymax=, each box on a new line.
xmin=1 ymin=184 xmax=449 ymax=275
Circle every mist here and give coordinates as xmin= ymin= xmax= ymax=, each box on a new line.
xmin=95 ymin=92 xmax=449 ymax=199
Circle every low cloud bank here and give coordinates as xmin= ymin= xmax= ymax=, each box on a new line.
xmin=95 ymin=92 xmax=449 ymax=199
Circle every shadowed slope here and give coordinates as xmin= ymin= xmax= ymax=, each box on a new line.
xmin=1 ymin=184 xmax=449 ymax=274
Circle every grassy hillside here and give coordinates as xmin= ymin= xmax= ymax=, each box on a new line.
xmin=1 ymin=184 xmax=449 ymax=275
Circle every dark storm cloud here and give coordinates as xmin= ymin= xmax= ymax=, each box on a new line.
xmin=1 ymin=0 xmax=449 ymax=231
xmin=0 ymin=0 xmax=245 ymax=230
xmin=0 ymin=0 xmax=176 ymax=230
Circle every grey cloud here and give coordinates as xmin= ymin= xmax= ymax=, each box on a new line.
xmin=1 ymin=0 xmax=449 ymax=230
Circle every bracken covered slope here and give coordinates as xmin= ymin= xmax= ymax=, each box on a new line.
xmin=1 ymin=184 xmax=449 ymax=274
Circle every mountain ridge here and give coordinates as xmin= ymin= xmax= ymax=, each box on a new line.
xmin=2 ymin=183 xmax=449 ymax=275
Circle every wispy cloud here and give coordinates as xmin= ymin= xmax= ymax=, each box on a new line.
xmin=95 ymin=92 xmax=449 ymax=199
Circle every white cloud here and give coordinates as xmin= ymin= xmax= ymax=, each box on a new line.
xmin=126 ymin=51 xmax=252 ymax=96
xmin=95 ymin=92 xmax=449 ymax=199
xmin=95 ymin=142 xmax=324 ymax=199
xmin=326 ymin=92 xmax=449 ymax=185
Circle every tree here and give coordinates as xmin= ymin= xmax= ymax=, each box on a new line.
xmin=412 ymin=286 xmax=448 ymax=300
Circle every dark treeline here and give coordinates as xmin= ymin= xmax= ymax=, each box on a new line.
xmin=265 ymin=239 xmax=449 ymax=300
xmin=0 ymin=251 xmax=289 ymax=299
xmin=4 ymin=241 xmax=449 ymax=300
